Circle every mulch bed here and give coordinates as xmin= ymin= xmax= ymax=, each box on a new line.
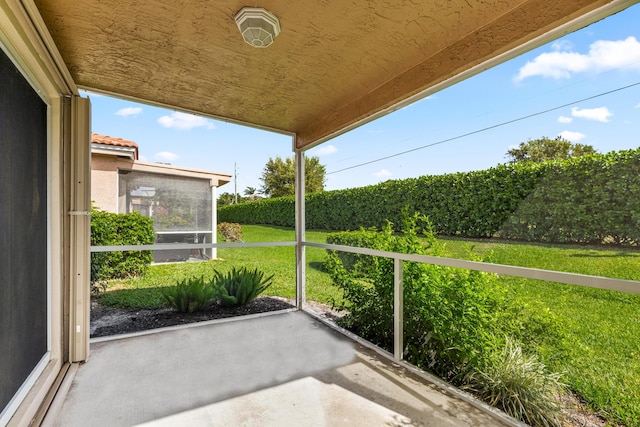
xmin=90 ymin=296 xmax=296 ymax=338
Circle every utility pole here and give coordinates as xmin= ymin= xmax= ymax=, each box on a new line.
xmin=234 ymin=162 xmax=238 ymax=204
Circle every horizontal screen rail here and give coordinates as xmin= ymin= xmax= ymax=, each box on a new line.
xmin=90 ymin=241 xmax=296 ymax=252
xmin=304 ymin=241 xmax=640 ymax=295
xmin=154 ymin=231 xmax=214 ymax=235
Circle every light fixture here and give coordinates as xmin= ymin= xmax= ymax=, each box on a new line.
xmin=234 ymin=7 xmax=281 ymax=48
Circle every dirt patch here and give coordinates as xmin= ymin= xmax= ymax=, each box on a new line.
xmin=560 ymin=392 xmax=622 ymax=427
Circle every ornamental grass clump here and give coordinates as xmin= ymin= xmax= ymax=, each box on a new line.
xmin=464 ymin=338 xmax=565 ymax=427
xmin=213 ymin=267 xmax=274 ymax=307
xmin=161 ymin=275 xmax=217 ymax=313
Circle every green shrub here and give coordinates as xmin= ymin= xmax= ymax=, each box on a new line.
xmin=499 ymin=149 xmax=640 ymax=245
xmin=90 ymin=260 xmax=107 ymax=295
xmin=218 ymin=196 xmax=295 ymax=227
xmin=325 ymin=227 xmax=391 ymax=278
xmin=90 ymin=207 xmax=155 ymax=280
xmin=161 ymin=276 xmax=217 ymax=313
xmin=325 ymin=212 xmax=562 ymax=382
xmin=212 ymin=267 xmax=274 ymax=307
xmin=217 ymin=222 xmax=243 ymax=242
xmin=326 ymin=215 xmax=490 ymax=379
xmin=463 ymin=338 xmax=565 ymax=427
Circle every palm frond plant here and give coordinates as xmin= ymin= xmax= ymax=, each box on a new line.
xmin=161 ymin=275 xmax=217 ymax=313
xmin=213 ymin=267 xmax=274 ymax=307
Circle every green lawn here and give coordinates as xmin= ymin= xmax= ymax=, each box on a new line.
xmin=97 ymin=225 xmax=640 ymax=425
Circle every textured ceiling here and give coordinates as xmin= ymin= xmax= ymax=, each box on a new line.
xmin=33 ymin=0 xmax=629 ymax=148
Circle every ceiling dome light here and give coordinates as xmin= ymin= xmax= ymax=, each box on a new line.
xmin=234 ymin=7 xmax=281 ymax=48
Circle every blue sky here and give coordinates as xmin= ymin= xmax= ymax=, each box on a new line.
xmin=88 ymin=4 xmax=640 ymax=194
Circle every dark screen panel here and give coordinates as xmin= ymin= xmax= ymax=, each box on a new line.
xmin=0 ymin=48 xmax=48 ymax=412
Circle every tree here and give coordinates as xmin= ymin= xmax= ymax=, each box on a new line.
xmin=260 ymin=156 xmax=326 ymax=197
xmin=243 ymin=186 xmax=257 ymax=196
xmin=506 ymin=136 xmax=597 ymax=163
xmin=218 ymin=192 xmax=239 ymax=206
xmin=242 ymin=186 xmax=263 ymax=201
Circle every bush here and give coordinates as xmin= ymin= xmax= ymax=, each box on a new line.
xmin=218 ymin=196 xmax=295 ymax=227
xmin=329 ymin=215 xmax=486 ymax=378
xmin=464 ymin=338 xmax=565 ymax=427
xmin=499 ymin=149 xmax=640 ymax=245
xmin=162 ymin=276 xmax=217 ymax=313
xmin=325 ymin=212 xmax=563 ymax=382
xmin=90 ymin=207 xmax=155 ymax=280
xmin=212 ymin=267 xmax=274 ymax=307
xmin=325 ymin=227 xmax=391 ymax=278
xmin=90 ymin=259 xmax=107 ymax=295
xmin=217 ymin=222 xmax=243 ymax=242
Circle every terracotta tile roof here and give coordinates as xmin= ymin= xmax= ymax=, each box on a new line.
xmin=92 ymin=133 xmax=138 ymax=159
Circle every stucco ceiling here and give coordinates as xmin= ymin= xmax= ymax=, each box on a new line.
xmin=33 ymin=0 xmax=635 ymax=149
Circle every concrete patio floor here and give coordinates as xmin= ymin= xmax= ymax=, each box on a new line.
xmin=47 ymin=311 xmax=518 ymax=427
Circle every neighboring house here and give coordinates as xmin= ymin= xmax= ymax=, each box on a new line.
xmin=90 ymin=133 xmax=231 ymax=262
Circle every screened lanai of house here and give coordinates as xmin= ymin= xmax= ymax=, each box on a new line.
xmin=2 ymin=0 xmax=640 ymax=425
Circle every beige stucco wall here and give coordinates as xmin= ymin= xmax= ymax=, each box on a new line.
xmin=91 ymin=154 xmax=119 ymax=212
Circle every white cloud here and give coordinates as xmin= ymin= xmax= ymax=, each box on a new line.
xmin=155 ymin=151 xmax=178 ymax=162
xmin=515 ymin=36 xmax=640 ymax=81
xmin=635 ymin=103 xmax=640 ymax=109
xmin=558 ymin=131 xmax=586 ymax=142
xmin=315 ymin=144 xmax=338 ymax=156
xmin=551 ymin=39 xmax=573 ymax=51
xmin=157 ymin=112 xmax=215 ymax=130
xmin=558 ymin=116 xmax=573 ymax=123
xmin=115 ymin=107 xmax=143 ymax=117
xmin=571 ymin=106 xmax=612 ymax=122
xmin=374 ymin=169 xmax=393 ymax=178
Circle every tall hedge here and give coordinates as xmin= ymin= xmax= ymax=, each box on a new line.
xmin=499 ymin=149 xmax=640 ymax=245
xmin=218 ymin=148 xmax=640 ymax=245
xmin=218 ymin=162 xmax=546 ymax=236
xmin=90 ymin=208 xmax=155 ymax=280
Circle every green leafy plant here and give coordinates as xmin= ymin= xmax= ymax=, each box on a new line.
xmin=161 ymin=275 xmax=217 ymax=313
xmin=90 ymin=206 xmax=155 ymax=280
xmin=212 ymin=267 xmax=274 ymax=307
xmin=90 ymin=255 xmax=108 ymax=295
xmin=463 ymin=338 xmax=565 ymax=427
xmin=325 ymin=211 xmax=561 ymax=382
xmin=217 ymin=222 xmax=243 ymax=242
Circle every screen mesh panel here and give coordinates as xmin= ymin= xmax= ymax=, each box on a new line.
xmin=118 ymin=171 xmax=213 ymax=262
xmin=119 ymin=171 xmax=212 ymax=232
xmin=0 ymin=48 xmax=48 ymax=413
